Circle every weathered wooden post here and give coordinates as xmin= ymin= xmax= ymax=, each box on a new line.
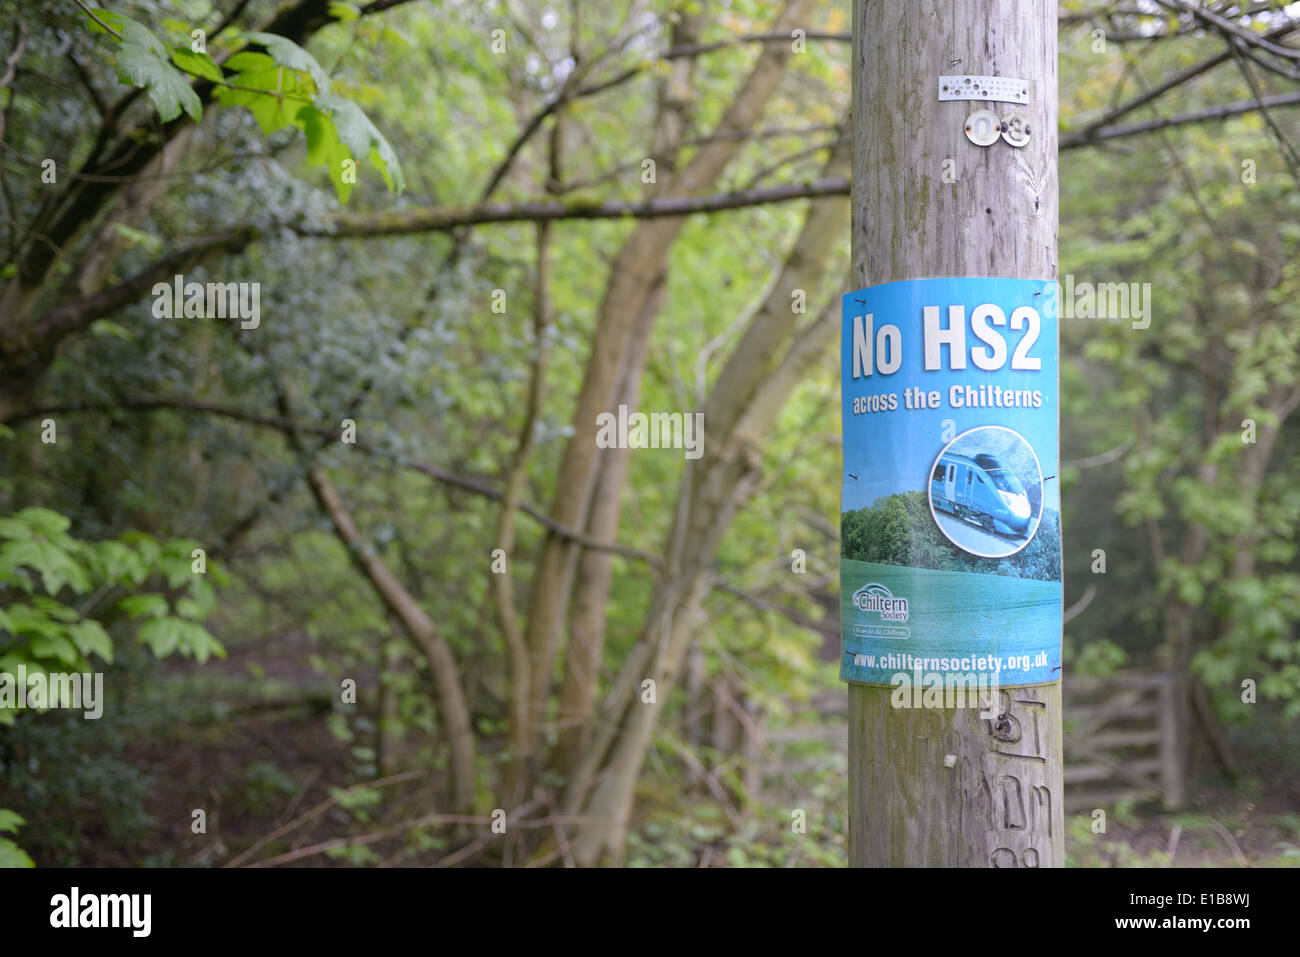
xmin=844 ymin=0 xmax=1064 ymax=866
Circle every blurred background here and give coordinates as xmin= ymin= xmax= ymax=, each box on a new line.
xmin=1 ymin=0 xmax=1298 ymax=867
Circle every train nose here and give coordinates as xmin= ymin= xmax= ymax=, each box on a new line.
xmin=999 ymin=491 xmax=1032 ymax=527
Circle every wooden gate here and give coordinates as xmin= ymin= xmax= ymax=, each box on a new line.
xmin=1062 ymin=671 xmax=1178 ymax=812
xmin=757 ymin=672 xmax=1178 ymax=815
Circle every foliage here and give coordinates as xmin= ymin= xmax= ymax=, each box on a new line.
xmin=0 ymin=504 xmax=229 ymax=865
xmin=1060 ymin=21 xmax=1300 ymax=717
xmin=0 ymin=506 xmax=226 ymax=726
xmin=841 ymin=492 xmax=1062 ymax=582
xmin=0 ymin=0 xmax=1296 ymax=866
xmin=84 ymin=7 xmax=403 ymax=200
xmin=0 ymin=702 xmax=163 ymax=866
xmin=1065 ymin=637 xmax=1128 ymax=678
xmin=0 ymin=808 xmax=33 ymax=868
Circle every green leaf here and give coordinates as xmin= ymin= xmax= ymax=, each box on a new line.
xmin=107 ymin=221 xmax=163 ymax=253
xmin=186 ymin=575 xmax=218 ymax=616
xmin=171 ymin=47 xmax=224 ymax=83
xmin=0 ymin=518 xmax=32 ymax=540
xmin=118 ymin=593 xmax=169 ymax=620
xmin=182 ymin=621 xmax=225 ymax=664
xmin=0 ymin=810 xmax=24 ymax=834
xmin=161 ymin=538 xmax=203 ymax=564
xmin=175 ymin=597 xmax=204 ymax=620
xmin=313 ymin=92 xmax=405 ymax=194
xmin=0 ymin=838 xmax=35 ymax=868
xmin=30 ymin=633 xmax=79 ymax=665
xmin=89 ymin=319 xmax=133 ymax=341
xmin=1 ymin=604 xmax=55 ymax=638
xmin=138 ymin=616 xmax=182 ymax=657
xmin=217 ymin=55 xmax=312 ymax=135
xmin=138 ymin=617 xmax=223 ymax=662
xmin=30 ymin=596 xmax=79 ymax=622
xmin=89 ymin=539 xmax=146 ymax=584
xmin=297 ymin=104 xmax=353 ymax=202
xmin=83 ymin=8 xmax=127 ymax=36
xmin=329 ymin=2 xmax=362 ymax=23
xmin=116 ymin=21 xmax=202 ymax=123
xmin=222 ymin=51 xmax=275 ymax=73
xmin=160 ymin=19 xmax=195 ymax=43
xmin=69 ymin=620 xmax=113 ymax=663
xmin=0 ymin=540 xmax=89 ymax=594
xmin=241 ymin=31 xmax=330 ymax=91
xmin=15 ymin=507 xmax=71 ymax=537
xmin=121 ymin=531 xmax=161 ymax=567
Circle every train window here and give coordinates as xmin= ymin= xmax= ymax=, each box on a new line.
xmin=986 ymin=468 xmax=1025 ymax=494
xmin=933 ymin=463 xmax=946 ymax=481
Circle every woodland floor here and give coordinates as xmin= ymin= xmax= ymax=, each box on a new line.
xmin=9 ymin=633 xmax=1298 ymax=868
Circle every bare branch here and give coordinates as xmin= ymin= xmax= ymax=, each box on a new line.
xmin=1061 ymin=439 xmax=1135 ymax=470
xmin=29 ymin=228 xmax=256 ymax=339
xmin=1068 ymin=20 xmax=1298 ymax=139
xmin=0 ymin=20 xmax=28 ymax=92
xmin=1229 ymin=40 xmax=1300 ymax=183
xmin=310 ymin=177 xmax=851 ymax=238
xmin=1061 ymin=90 xmax=1300 ymax=147
xmin=495 ymin=220 xmax=557 ymax=794
xmin=71 ymin=0 xmax=122 ymax=39
xmin=5 ymin=397 xmax=656 ymax=565
xmin=1155 ymin=0 xmax=1300 ymax=61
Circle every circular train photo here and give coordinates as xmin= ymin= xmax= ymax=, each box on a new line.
xmin=927 ymin=425 xmax=1044 ymax=559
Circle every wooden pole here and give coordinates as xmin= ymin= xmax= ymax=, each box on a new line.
xmin=848 ymin=0 xmax=1064 ymax=867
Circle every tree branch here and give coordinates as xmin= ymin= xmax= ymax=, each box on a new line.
xmin=1155 ymin=0 xmax=1300 ymax=62
xmin=29 ymin=228 xmax=255 ymax=340
xmin=300 ymin=461 xmax=477 ymax=812
xmin=307 ymin=177 xmax=852 ymax=238
xmin=1061 ymin=90 xmax=1300 ymax=148
xmin=6 ymin=398 xmax=656 ymax=565
xmin=1067 ymin=20 xmax=1297 ymax=140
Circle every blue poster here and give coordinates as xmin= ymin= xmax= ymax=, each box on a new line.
xmin=840 ymin=277 xmax=1062 ymax=690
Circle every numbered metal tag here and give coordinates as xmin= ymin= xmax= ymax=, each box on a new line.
xmin=939 ymin=75 xmax=1029 ymax=104
xmin=964 ymin=109 xmax=1001 ymax=147
xmin=1001 ymin=110 xmax=1031 ymax=148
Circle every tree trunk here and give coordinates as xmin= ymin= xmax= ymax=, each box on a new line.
xmin=306 ymin=468 xmax=477 ymax=813
xmin=565 ymin=260 xmax=848 ymax=864
xmin=518 ymin=0 xmax=813 ymax=788
xmin=554 ymin=276 xmax=664 ymax=776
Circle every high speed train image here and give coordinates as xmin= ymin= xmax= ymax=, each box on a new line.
xmin=930 ymin=450 xmax=1033 ymax=536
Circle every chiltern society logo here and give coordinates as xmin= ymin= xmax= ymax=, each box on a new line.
xmin=852 ymin=582 xmax=909 ymax=622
